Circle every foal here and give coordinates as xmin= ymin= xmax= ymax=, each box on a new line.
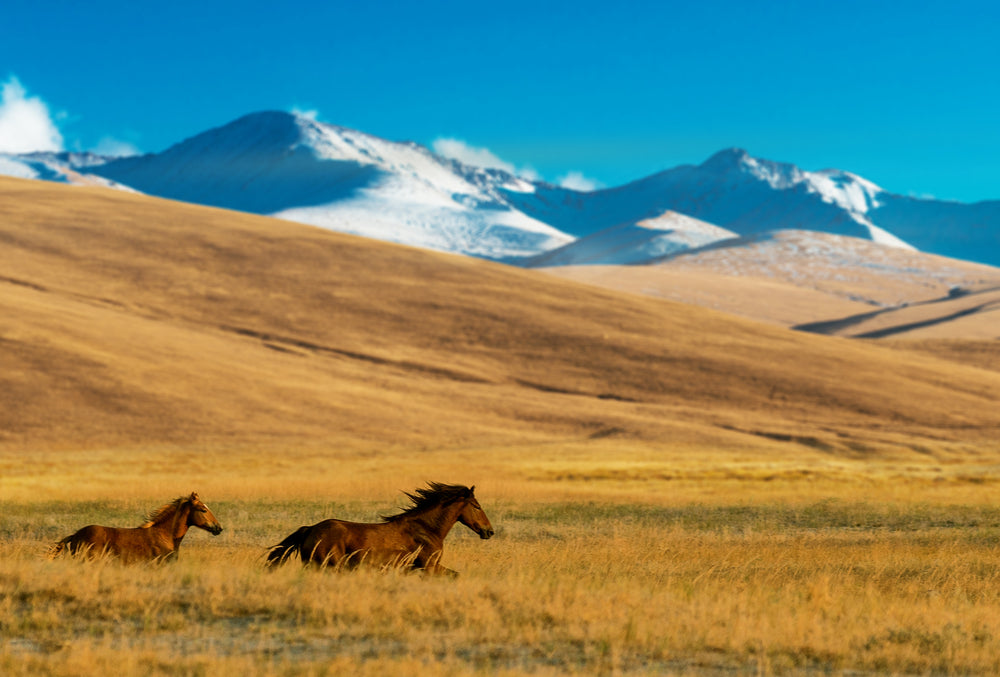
xmin=49 ymin=492 xmax=223 ymax=563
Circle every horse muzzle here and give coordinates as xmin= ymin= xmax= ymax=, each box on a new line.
xmin=479 ymin=527 xmax=494 ymax=540
xmin=209 ymin=525 xmax=224 ymax=535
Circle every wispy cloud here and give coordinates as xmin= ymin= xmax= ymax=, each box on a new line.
xmin=433 ymin=137 xmax=518 ymax=174
xmin=433 ymin=137 xmax=545 ymax=184
xmin=557 ymin=171 xmax=602 ymax=192
xmin=92 ymin=136 xmax=141 ymax=157
xmin=291 ymin=106 xmax=319 ymax=121
xmin=0 ymin=76 xmax=63 ymax=153
xmin=433 ymin=137 xmax=600 ymax=190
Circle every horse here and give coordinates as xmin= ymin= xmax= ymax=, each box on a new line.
xmin=48 ymin=492 xmax=223 ymax=564
xmin=265 ymin=483 xmax=493 ymax=576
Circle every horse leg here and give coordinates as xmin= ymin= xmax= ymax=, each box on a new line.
xmin=415 ymin=549 xmax=458 ymax=577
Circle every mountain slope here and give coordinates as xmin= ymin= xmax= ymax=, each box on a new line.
xmin=546 ymin=230 xmax=1000 ymax=330
xmin=519 ymin=211 xmax=737 ymax=266
xmin=795 ymin=286 xmax=1000 ymax=339
xmin=0 ymin=151 xmax=129 ymax=189
xmin=88 ymin=111 xmax=569 ymax=259
xmin=2 ymin=175 xmax=999 ymax=458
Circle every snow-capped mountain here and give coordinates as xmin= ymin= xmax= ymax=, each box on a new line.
xmin=1 ymin=112 xmax=998 ymax=267
xmin=519 ymin=211 xmax=738 ymax=266
xmin=509 ymin=149 xmax=907 ymax=245
xmin=508 ymin=148 xmax=1000 ymax=266
xmin=86 ymin=111 xmax=570 ymax=259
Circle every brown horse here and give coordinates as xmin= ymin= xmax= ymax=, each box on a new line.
xmin=265 ymin=483 xmax=493 ymax=575
xmin=49 ymin=492 xmax=223 ymax=563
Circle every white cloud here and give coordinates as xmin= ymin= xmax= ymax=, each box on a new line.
xmin=291 ymin=107 xmax=319 ymax=121
xmin=557 ymin=171 xmax=602 ymax=192
xmin=433 ymin=137 xmax=518 ymax=174
xmin=433 ymin=138 xmax=602 ymax=190
xmin=433 ymin=138 xmax=549 ymax=184
xmin=92 ymin=136 xmax=141 ymax=157
xmin=0 ymin=76 xmax=63 ymax=153
xmin=517 ymin=165 xmax=541 ymax=182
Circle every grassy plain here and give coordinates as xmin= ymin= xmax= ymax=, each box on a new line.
xmin=3 ymin=177 xmax=1000 ymax=674
xmin=5 ymin=443 xmax=1000 ymax=676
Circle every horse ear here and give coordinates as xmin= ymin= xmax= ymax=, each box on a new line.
xmin=190 ymin=492 xmax=199 ymax=501
xmin=469 ymin=485 xmax=475 ymax=495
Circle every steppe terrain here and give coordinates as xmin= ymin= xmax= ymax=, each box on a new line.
xmin=545 ymin=229 xmax=1000 ymax=336
xmin=3 ymin=176 xmax=1000 ymax=675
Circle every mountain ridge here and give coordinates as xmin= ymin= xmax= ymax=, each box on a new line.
xmin=1 ymin=110 xmax=998 ymax=266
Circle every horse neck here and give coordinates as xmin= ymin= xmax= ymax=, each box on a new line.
xmin=411 ymin=500 xmax=465 ymax=538
xmin=170 ymin=502 xmax=193 ymax=541
xmin=148 ymin=501 xmax=192 ymax=542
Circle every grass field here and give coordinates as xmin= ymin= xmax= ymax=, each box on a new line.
xmin=3 ymin=178 xmax=1000 ymax=675
xmin=5 ymin=444 xmax=1000 ymax=676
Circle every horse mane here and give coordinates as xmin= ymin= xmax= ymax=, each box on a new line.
xmin=381 ymin=483 xmax=472 ymax=522
xmin=140 ymin=495 xmax=190 ymax=528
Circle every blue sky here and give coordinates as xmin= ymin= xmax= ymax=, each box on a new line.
xmin=2 ymin=0 xmax=998 ymax=201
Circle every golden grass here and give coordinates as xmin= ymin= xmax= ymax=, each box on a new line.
xmin=547 ymin=231 xmax=1000 ymax=338
xmin=541 ymin=265 xmax=876 ymax=327
xmin=4 ymin=178 xmax=1000 ymax=674
xmin=5 ymin=451 xmax=1000 ymax=676
xmin=544 ymin=239 xmax=1000 ymax=338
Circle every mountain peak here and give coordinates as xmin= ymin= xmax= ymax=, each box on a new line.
xmin=232 ymin=109 xmax=300 ymax=124
xmin=702 ymin=148 xmax=803 ymax=188
xmin=164 ymin=110 xmax=309 ymax=159
xmin=700 ymin=148 xmax=753 ymax=172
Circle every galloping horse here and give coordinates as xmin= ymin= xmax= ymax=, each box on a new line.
xmin=265 ymin=483 xmax=493 ymax=575
xmin=49 ymin=492 xmax=223 ymax=563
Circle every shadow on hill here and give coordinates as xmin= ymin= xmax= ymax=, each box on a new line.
xmin=93 ymin=148 xmax=384 ymax=214
xmin=794 ymin=287 xmax=1000 ymax=338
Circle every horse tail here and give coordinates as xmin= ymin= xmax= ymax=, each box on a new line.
xmin=48 ymin=539 xmax=67 ymax=559
xmin=265 ymin=526 xmax=311 ymax=568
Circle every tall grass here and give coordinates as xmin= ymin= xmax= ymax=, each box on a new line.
xmin=5 ymin=476 xmax=1000 ymax=676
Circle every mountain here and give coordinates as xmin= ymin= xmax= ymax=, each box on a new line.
xmin=85 ymin=111 xmax=570 ymax=260
xmin=1 ymin=112 xmax=998 ymax=266
xmin=507 ymin=148 xmax=1000 ymax=266
xmin=507 ymin=149 xmax=908 ymax=245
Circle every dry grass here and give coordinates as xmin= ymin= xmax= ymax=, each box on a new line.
xmin=544 ymin=230 xmax=1000 ymax=338
xmin=2 ymin=176 xmax=999 ymax=462
xmin=541 ymin=265 xmax=876 ymax=327
xmin=5 ymin=452 xmax=1000 ymax=676
xmin=3 ymin=177 xmax=1000 ymax=674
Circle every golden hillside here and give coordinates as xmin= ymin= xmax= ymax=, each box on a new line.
xmin=2 ymin=176 xmax=999 ymax=459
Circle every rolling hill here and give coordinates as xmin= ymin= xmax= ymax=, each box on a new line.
xmin=545 ymin=230 xmax=1000 ymax=332
xmin=2 ymin=176 xmax=999 ymax=461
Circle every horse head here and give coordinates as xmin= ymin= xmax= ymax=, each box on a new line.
xmin=186 ymin=492 xmax=224 ymax=535
xmin=457 ymin=486 xmax=494 ymax=539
